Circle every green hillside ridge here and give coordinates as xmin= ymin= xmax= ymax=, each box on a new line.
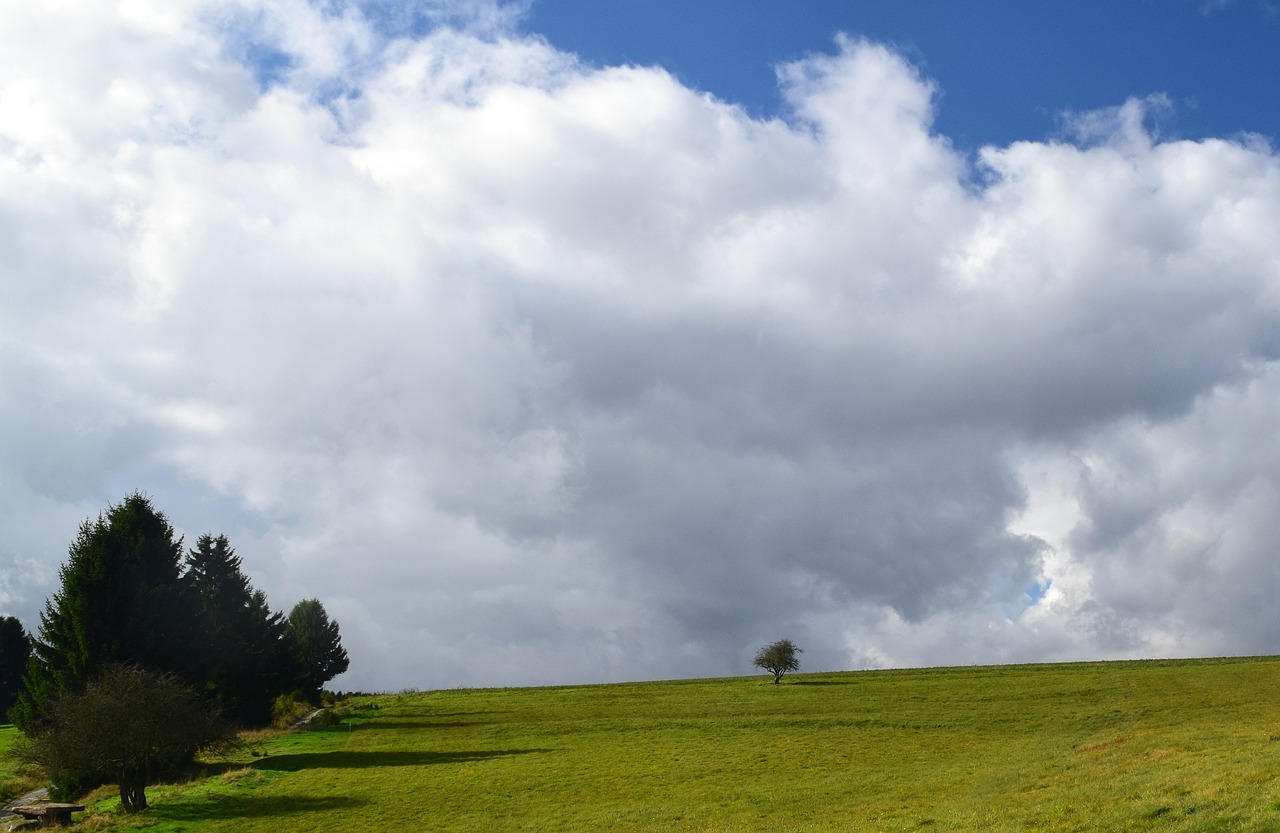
xmin=53 ymin=656 xmax=1280 ymax=832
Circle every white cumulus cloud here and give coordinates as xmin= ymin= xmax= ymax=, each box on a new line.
xmin=2 ymin=0 xmax=1279 ymax=689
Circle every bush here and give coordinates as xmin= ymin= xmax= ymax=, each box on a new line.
xmin=0 ymin=764 xmax=47 ymax=804
xmin=310 ymin=708 xmax=340 ymax=727
xmin=271 ymin=692 xmax=314 ymax=729
xmin=23 ymin=664 xmax=233 ymax=812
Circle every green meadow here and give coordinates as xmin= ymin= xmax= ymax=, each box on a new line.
xmin=54 ymin=656 xmax=1280 ymax=832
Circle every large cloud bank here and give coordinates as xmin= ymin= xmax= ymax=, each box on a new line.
xmin=2 ymin=1 xmax=1278 ymax=690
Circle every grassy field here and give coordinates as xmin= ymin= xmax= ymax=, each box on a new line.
xmin=0 ymin=724 xmax=46 ymax=804
xmin=60 ymin=656 xmax=1280 ymax=832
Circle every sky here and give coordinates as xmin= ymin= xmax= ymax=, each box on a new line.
xmin=524 ymin=0 xmax=1280 ymax=148
xmin=1 ymin=0 xmax=1279 ymax=692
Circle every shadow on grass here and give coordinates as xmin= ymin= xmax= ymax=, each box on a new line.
xmin=364 ymin=708 xmax=508 ymax=721
xmin=424 ymin=711 xmax=508 ymax=718
xmin=149 ymin=794 xmax=367 ymax=823
xmin=352 ymin=720 xmax=509 ymax=732
xmin=255 ymin=748 xmax=552 ymax=772
xmin=308 ymin=710 xmax=511 ymax=733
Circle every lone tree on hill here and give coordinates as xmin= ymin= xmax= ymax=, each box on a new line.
xmin=23 ymin=664 xmax=233 ymax=812
xmin=753 ymin=639 xmax=802 ymax=684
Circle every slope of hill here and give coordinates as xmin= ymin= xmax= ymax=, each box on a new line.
xmin=91 ymin=657 xmax=1280 ymax=831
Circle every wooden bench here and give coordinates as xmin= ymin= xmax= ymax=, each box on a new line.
xmin=9 ymin=803 xmax=85 ymax=827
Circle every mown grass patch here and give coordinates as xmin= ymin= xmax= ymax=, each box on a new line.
xmin=72 ymin=658 xmax=1280 ymax=831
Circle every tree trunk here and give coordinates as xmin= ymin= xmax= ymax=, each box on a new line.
xmin=118 ymin=771 xmax=148 ymax=813
xmin=118 ymin=780 xmax=135 ymax=813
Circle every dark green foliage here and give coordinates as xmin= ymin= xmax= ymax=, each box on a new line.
xmin=22 ymin=664 xmax=232 ymax=813
xmin=0 ymin=616 xmax=30 ymax=718
xmin=752 ymin=639 xmax=802 ymax=683
xmin=286 ymin=599 xmax=349 ymax=698
xmin=186 ymin=534 xmax=298 ymax=726
xmin=12 ymin=493 xmax=199 ymax=731
xmin=13 ymin=493 xmax=350 ymax=737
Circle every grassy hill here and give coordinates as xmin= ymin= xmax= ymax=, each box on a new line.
xmin=77 ymin=656 xmax=1280 ymax=831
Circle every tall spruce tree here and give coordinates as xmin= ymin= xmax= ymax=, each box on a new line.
xmin=285 ymin=599 xmax=349 ymax=698
xmin=242 ymin=589 xmax=301 ymax=718
xmin=185 ymin=534 xmax=296 ymax=725
xmin=0 ymin=616 xmax=30 ymax=718
xmin=12 ymin=493 xmax=198 ymax=731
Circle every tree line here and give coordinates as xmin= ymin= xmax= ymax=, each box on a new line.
xmin=2 ymin=492 xmax=349 ymax=730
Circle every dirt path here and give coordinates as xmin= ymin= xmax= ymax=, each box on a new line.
xmin=0 ymin=787 xmax=50 ymax=828
xmin=291 ymin=708 xmax=325 ymax=729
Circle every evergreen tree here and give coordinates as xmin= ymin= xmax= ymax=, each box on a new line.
xmin=0 ymin=616 xmax=30 ymax=718
xmin=242 ymin=589 xmax=301 ymax=718
xmin=285 ymin=599 xmax=349 ymax=698
xmin=186 ymin=534 xmax=296 ymax=725
xmin=12 ymin=493 xmax=198 ymax=731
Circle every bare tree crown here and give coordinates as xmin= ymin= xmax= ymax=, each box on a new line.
xmin=753 ymin=639 xmax=802 ymax=684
